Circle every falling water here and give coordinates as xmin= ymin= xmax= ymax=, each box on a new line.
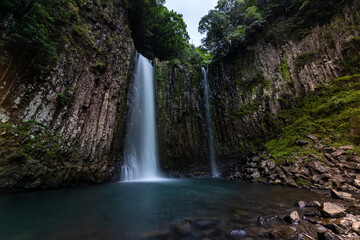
xmin=202 ymin=67 xmax=220 ymax=177
xmin=121 ymin=53 xmax=161 ymax=181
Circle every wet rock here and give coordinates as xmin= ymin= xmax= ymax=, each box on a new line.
xmin=284 ymin=211 xmax=300 ymax=223
xmin=307 ymin=201 xmax=322 ymax=208
xmin=257 ymin=217 xmax=265 ymax=226
xmin=268 ymin=226 xmax=297 ymax=240
xmin=318 ymin=231 xmax=343 ymax=240
xmin=196 ymin=218 xmax=219 ymax=229
xmin=175 ymin=220 xmax=193 ymax=235
xmin=230 ymin=230 xmax=247 ymax=238
xmin=298 ymin=201 xmax=306 ymax=208
xmin=330 ymin=189 xmax=353 ymax=200
xmin=321 ymin=202 xmax=346 ymax=218
xmin=327 ymin=223 xmax=345 ymax=234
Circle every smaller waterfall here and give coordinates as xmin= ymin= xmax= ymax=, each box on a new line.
xmin=202 ymin=67 xmax=220 ymax=177
xmin=121 ymin=53 xmax=161 ymax=182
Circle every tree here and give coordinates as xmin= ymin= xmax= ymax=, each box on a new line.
xmin=127 ymin=0 xmax=190 ymax=61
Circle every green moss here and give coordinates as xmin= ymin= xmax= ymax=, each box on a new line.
xmin=294 ymin=179 xmax=312 ymax=187
xmin=57 ymin=93 xmax=68 ymax=107
xmin=278 ymin=58 xmax=292 ymax=83
xmin=266 ymin=74 xmax=360 ymax=164
xmin=235 ymin=101 xmax=261 ymax=118
xmin=91 ymin=62 xmax=106 ymax=73
xmin=340 ymin=36 xmax=360 ymax=75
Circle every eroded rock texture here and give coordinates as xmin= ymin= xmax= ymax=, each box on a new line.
xmin=0 ymin=1 xmax=135 ymax=188
xmin=208 ymin=3 xmax=360 ymax=162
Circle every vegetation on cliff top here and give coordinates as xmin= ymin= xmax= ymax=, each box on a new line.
xmin=199 ymin=0 xmax=350 ymax=58
xmin=126 ymin=0 xmax=211 ymax=65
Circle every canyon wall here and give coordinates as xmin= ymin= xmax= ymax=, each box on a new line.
xmin=156 ymin=3 xmax=360 ymax=172
xmin=0 ymin=1 xmax=135 ymax=188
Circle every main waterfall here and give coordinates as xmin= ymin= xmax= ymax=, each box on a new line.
xmin=202 ymin=67 xmax=220 ymax=177
xmin=121 ymin=53 xmax=161 ymax=181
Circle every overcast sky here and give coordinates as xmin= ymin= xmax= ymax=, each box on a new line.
xmin=164 ymin=0 xmax=218 ymax=46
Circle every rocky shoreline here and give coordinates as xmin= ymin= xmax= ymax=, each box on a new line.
xmin=139 ymin=188 xmax=360 ymax=240
xmin=227 ymin=139 xmax=360 ymax=194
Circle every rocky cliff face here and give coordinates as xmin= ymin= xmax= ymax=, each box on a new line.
xmin=208 ymin=3 xmax=360 ymax=163
xmin=155 ymin=62 xmax=209 ymax=173
xmin=155 ymin=3 xmax=359 ymax=173
xmin=0 ymin=1 xmax=135 ymax=189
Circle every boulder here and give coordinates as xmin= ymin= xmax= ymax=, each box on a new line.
xmin=307 ymin=201 xmax=321 ymax=208
xmin=267 ymin=161 xmax=276 ymax=170
xmin=284 ymin=211 xmax=300 ymax=223
xmin=354 ymin=179 xmax=360 ymax=188
xmin=352 ymin=221 xmax=360 ymax=234
xmin=251 ymin=171 xmax=261 ymax=180
xmin=268 ymin=226 xmax=297 ymax=240
xmin=297 ymin=201 xmax=306 ymax=208
xmin=306 ymin=161 xmax=328 ymax=173
xmin=321 ymin=202 xmax=346 ymax=218
xmin=331 ymin=189 xmax=353 ymax=200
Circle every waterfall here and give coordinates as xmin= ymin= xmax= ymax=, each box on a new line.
xmin=202 ymin=67 xmax=220 ymax=177
xmin=121 ymin=53 xmax=161 ymax=181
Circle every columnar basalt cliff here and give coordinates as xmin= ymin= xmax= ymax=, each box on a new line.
xmin=208 ymin=3 xmax=360 ymax=163
xmin=0 ymin=1 xmax=359 ymax=188
xmin=154 ymin=3 xmax=360 ymax=173
xmin=0 ymin=1 xmax=135 ymax=188
xmin=155 ymin=62 xmax=209 ymax=173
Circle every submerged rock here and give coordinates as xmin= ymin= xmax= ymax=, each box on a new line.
xmin=175 ymin=219 xmax=193 ymax=235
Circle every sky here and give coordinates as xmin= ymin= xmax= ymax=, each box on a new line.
xmin=164 ymin=0 xmax=218 ymax=46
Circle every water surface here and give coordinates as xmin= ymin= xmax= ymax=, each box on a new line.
xmin=0 ymin=179 xmax=328 ymax=239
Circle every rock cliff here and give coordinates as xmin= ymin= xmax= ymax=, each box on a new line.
xmin=0 ymin=0 xmax=135 ymax=189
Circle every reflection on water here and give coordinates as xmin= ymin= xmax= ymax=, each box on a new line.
xmin=0 ymin=179 xmax=328 ymax=239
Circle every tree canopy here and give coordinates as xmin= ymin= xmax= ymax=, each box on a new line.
xmin=127 ymin=0 xmax=190 ymax=61
xmin=199 ymin=0 xmax=350 ymax=59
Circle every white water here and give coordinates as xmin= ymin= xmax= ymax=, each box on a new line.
xmin=121 ymin=54 xmax=161 ymax=182
xmin=202 ymin=67 xmax=220 ymax=177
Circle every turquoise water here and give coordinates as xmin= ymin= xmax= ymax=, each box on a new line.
xmin=0 ymin=179 xmax=326 ymax=239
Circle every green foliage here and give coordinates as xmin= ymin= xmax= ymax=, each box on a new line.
xmin=127 ymin=0 xmax=190 ymax=61
xmin=295 ymin=51 xmax=316 ymax=71
xmin=57 ymin=93 xmax=68 ymax=107
xmin=235 ymin=101 xmax=260 ymax=118
xmin=0 ymin=0 xmax=76 ymax=72
xmin=199 ymin=0 xmax=349 ymax=58
xmin=199 ymin=0 xmax=264 ymax=57
xmin=266 ymin=74 xmax=360 ymax=164
xmin=278 ymin=58 xmax=292 ymax=83
xmin=91 ymin=62 xmax=106 ymax=73
xmin=340 ymin=36 xmax=360 ymax=75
